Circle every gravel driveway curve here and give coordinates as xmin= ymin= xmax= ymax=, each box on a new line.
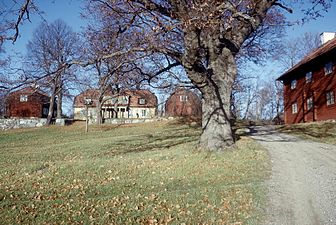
xmin=250 ymin=126 xmax=336 ymax=225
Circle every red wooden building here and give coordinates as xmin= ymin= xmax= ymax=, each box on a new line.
xmin=165 ymin=89 xmax=202 ymax=117
xmin=5 ymin=87 xmax=51 ymax=118
xmin=277 ymin=36 xmax=336 ymax=124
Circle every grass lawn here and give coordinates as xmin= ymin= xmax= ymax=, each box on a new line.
xmin=0 ymin=120 xmax=269 ymax=224
xmin=278 ymin=121 xmax=336 ymax=145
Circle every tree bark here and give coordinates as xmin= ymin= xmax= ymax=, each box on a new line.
xmin=198 ymin=50 xmax=236 ymax=151
xmin=56 ymin=90 xmax=62 ymax=118
xmin=46 ymin=89 xmax=56 ymax=125
xmin=96 ymin=98 xmax=103 ymax=124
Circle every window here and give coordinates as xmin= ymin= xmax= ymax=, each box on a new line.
xmin=324 ymin=62 xmax=333 ymax=75
xmin=292 ymin=103 xmax=298 ymax=114
xmin=20 ymin=94 xmax=28 ymax=102
xmin=291 ymin=80 xmax=297 ymax=89
xmin=141 ymin=109 xmax=147 ymax=117
xmin=306 ymin=71 xmax=312 ymax=83
xmin=326 ymin=91 xmax=335 ymax=105
xmin=307 ymin=97 xmax=313 ymax=110
xmin=180 ymin=95 xmax=188 ymax=102
xmin=138 ymin=98 xmax=146 ymax=105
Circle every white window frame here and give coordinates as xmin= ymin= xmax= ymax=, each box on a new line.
xmin=324 ymin=62 xmax=333 ymax=75
xmin=179 ymin=95 xmax=188 ymax=102
xmin=138 ymin=98 xmax=146 ymax=105
xmin=326 ymin=91 xmax=335 ymax=106
xmin=291 ymin=80 xmax=297 ymax=89
xmin=292 ymin=103 xmax=298 ymax=114
xmin=306 ymin=71 xmax=312 ymax=83
xmin=307 ymin=97 xmax=313 ymax=110
xmin=20 ymin=94 xmax=28 ymax=102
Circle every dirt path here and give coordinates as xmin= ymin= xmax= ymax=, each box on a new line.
xmin=249 ymin=126 xmax=336 ymax=225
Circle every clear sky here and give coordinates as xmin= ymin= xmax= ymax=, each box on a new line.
xmin=5 ymin=1 xmax=336 ymax=58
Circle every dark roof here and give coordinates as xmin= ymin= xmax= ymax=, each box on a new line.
xmin=277 ymin=38 xmax=336 ymax=81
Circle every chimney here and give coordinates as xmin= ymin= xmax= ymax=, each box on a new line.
xmin=320 ymin=32 xmax=336 ymax=45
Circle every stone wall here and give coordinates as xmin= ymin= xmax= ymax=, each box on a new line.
xmin=0 ymin=118 xmax=47 ymax=130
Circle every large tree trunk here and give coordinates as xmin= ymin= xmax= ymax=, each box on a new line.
xmin=47 ymin=89 xmax=56 ymax=125
xmin=96 ymin=99 xmax=103 ymax=124
xmin=198 ymin=50 xmax=236 ymax=151
xmin=186 ymin=42 xmax=237 ymax=151
xmin=56 ymin=90 xmax=62 ymax=118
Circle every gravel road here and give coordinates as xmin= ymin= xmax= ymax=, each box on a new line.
xmin=249 ymin=126 xmax=336 ymax=225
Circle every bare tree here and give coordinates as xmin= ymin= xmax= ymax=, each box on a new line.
xmin=277 ymin=32 xmax=320 ymax=68
xmin=26 ymin=19 xmax=79 ymax=124
xmin=83 ymin=0 xmax=331 ymax=151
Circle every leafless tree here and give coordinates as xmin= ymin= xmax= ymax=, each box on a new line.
xmin=83 ymin=0 xmax=331 ymax=151
xmin=277 ymin=32 xmax=320 ymax=68
xmin=26 ymin=19 xmax=79 ymax=124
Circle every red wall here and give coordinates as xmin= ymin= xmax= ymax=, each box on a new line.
xmin=5 ymin=89 xmax=50 ymax=118
xmin=165 ymin=90 xmax=202 ymax=117
xmin=283 ymin=55 xmax=336 ymax=124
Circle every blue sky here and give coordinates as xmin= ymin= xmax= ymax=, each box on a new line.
xmin=2 ymin=0 xmax=336 ymax=114
xmin=5 ymin=1 xmax=336 ymax=57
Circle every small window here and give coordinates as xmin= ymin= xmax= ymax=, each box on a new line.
xmin=292 ymin=103 xmax=298 ymax=114
xmin=20 ymin=95 xmax=28 ymax=102
xmin=138 ymin=98 xmax=146 ymax=105
xmin=141 ymin=109 xmax=147 ymax=117
xmin=307 ymin=97 xmax=313 ymax=110
xmin=306 ymin=72 xmax=312 ymax=83
xmin=291 ymin=80 xmax=297 ymax=89
xmin=325 ymin=62 xmax=333 ymax=75
xmin=180 ymin=95 xmax=188 ymax=102
xmin=326 ymin=91 xmax=335 ymax=105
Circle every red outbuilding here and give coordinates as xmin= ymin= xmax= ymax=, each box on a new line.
xmin=5 ymin=87 xmax=51 ymax=118
xmin=165 ymin=88 xmax=202 ymax=117
xmin=277 ymin=34 xmax=336 ymax=124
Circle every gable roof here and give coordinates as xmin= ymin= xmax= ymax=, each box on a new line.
xmin=277 ymin=37 xmax=336 ymax=81
xmin=9 ymin=86 xmax=50 ymax=97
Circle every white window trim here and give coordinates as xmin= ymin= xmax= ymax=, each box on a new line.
xmin=139 ymin=98 xmax=146 ymax=105
xmin=179 ymin=95 xmax=188 ymax=102
xmin=307 ymin=97 xmax=313 ymax=110
xmin=326 ymin=91 xmax=335 ymax=106
xmin=292 ymin=103 xmax=298 ymax=114
xmin=20 ymin=94 xmax=28 ymax=102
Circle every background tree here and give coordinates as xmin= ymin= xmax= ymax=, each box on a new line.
xmin=277 ymin=32 xmax=320 ymax=68
xmin=27 ymin=19 xmax=79 ymax=124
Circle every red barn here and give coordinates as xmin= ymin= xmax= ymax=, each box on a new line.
xmin=5 ymin=87 xmax=51 ymax=118
xmin=165 ymin=89 xmax=202 ymax=117
xmin=277 ymin=36 xmax=336 ymax=124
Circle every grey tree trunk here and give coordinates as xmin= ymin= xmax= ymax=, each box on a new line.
xmin=56 ymin=90 xmax=62 ymax=118
xmin=47 ymin=90 xmax=56 ymax=125
xmin=186 ymin=45 xmax=237 ymax=151
xmin=96 ymin=99 xmax=103 ymax=124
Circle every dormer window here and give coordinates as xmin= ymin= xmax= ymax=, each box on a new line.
xmin=180 ymin=95 xmax=188 ymax=102
xmin=324 ymin=62 xmax=333 ymax=75
xmin=138 ymin=98 xmax=146 ymax=105
xmin=291 ymin=80 xmax=297 ymax=89
xmin=20 ymin=95 xmax=28 ymax=102
xmin=306 ymin=71 xmax=312 ymax=83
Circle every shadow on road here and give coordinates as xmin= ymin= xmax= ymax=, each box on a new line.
xmin=238 ymin=125 xmax=300 ymax=143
